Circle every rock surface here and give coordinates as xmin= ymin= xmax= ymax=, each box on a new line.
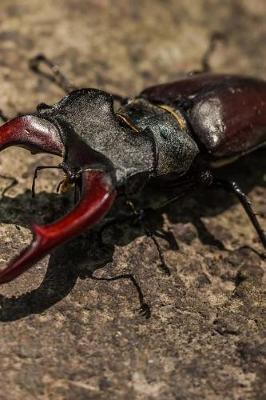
xmin=0 ymin=1 xmax=265 ymax=399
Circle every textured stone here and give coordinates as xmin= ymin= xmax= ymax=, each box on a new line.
xmin=0 ymin=1 xmax=265 ymax=399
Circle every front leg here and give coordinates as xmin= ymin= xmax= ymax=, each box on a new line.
xmin=90 ymin=272 xmax=151 ymax=319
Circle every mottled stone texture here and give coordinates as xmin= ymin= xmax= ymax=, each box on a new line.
xmin=0 ymin=1 xmax=265 ymax=399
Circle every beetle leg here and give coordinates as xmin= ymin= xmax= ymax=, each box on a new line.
xmin=190 ymin=32 xmax=226 ymax=74
xmin=32 ymin=165 xmax=63 ymax=197
xmin=98 ymin=183 xmax=196 ymax=275
xmin=99 ymin=201 xmax=172 ymax=276
xmin=0 ymin=109 xmax=9 ymax=123
xmin=128 ymin=203 xmax=171 ymax=275
xmin=145 ymin=227 xmax=171 ymax=276
xmin=74 ymin=178 xmax=82 ymax=203
xmin=0 ymin=174 xmax=18 ymax=197
xmin=90 ymin=272 xmax=151 ymax=318
xmin=212 ymin=178 xmax=266 ymax=249
xmin=0 ymin=170 xmax=116 ymax=284
xmin=112 ymin=94 xmax=128 ymax=105
xmin=200 ymin=32 xmax=225 ymax=72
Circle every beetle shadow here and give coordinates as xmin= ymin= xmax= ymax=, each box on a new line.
xmin=0 ymin=150 xmax=265 ymax=322
xmin=162 ymin=149 xmax=266 ymax=250
xmin=0 ymin=233 xmax=114 ymax=322
xmin=0 ymin=188 xmax=117 ymax=322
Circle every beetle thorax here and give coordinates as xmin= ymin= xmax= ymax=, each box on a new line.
xmin=119 ymin=98 xmax=199 ymax=177
xmin=37 ymin=89 xmax=156 ymax=185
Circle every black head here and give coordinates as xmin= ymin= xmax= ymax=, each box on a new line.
xmin=37 ymin=88 xmax=155 ymax=185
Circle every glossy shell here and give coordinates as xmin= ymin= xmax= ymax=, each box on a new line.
xmin=141 ymin=73 xmax=266 ymax=158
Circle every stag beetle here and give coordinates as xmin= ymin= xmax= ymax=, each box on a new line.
xmin=0 ymin=37 xmax=265 ymax=286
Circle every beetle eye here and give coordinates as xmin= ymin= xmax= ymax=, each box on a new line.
xmin=160 ymin=129 xmax=169 ymax=139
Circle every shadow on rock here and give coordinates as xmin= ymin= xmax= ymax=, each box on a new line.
xmin=0 ymin=149 xmax=265 ymax=321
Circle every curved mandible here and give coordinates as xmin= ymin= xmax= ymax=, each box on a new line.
xmin=0 ymin=115 xmax=64 ymax=155
xmin=0 ymin=170 xmax=116 ymax=284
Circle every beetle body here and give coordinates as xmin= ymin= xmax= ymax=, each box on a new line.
xmin=141 ymin=73 xmax=266 ymax=160
xmin=0 ymin=70 xmax=265 ymax=284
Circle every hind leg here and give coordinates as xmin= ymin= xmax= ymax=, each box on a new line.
xmin=212 ymin=177 xmax=266 ymax=249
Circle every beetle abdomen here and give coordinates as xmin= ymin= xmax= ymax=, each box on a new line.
xmin=141 ymin=74 xmax=266 ymax=159
xmin=188 ymin=77 xmax=266 ymax=158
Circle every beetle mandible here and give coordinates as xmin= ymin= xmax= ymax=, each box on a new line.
xmin=0 ymin=36 xmax=265 ymax=285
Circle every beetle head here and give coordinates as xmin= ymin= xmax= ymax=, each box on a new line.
xmin=0 ymin=95 xmax=117 ymax=284
xmin=36 ymin=89 xmax=155 ymax=183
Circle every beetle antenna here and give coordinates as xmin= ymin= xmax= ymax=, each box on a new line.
xmin=29 ymin=54 xmax=128 ymax=104
xmin=29 ymin=54 xmax=76 ymax=94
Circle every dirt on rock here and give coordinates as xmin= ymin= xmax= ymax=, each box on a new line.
xmin=0 ymin=1 xmax=265 ymax=399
